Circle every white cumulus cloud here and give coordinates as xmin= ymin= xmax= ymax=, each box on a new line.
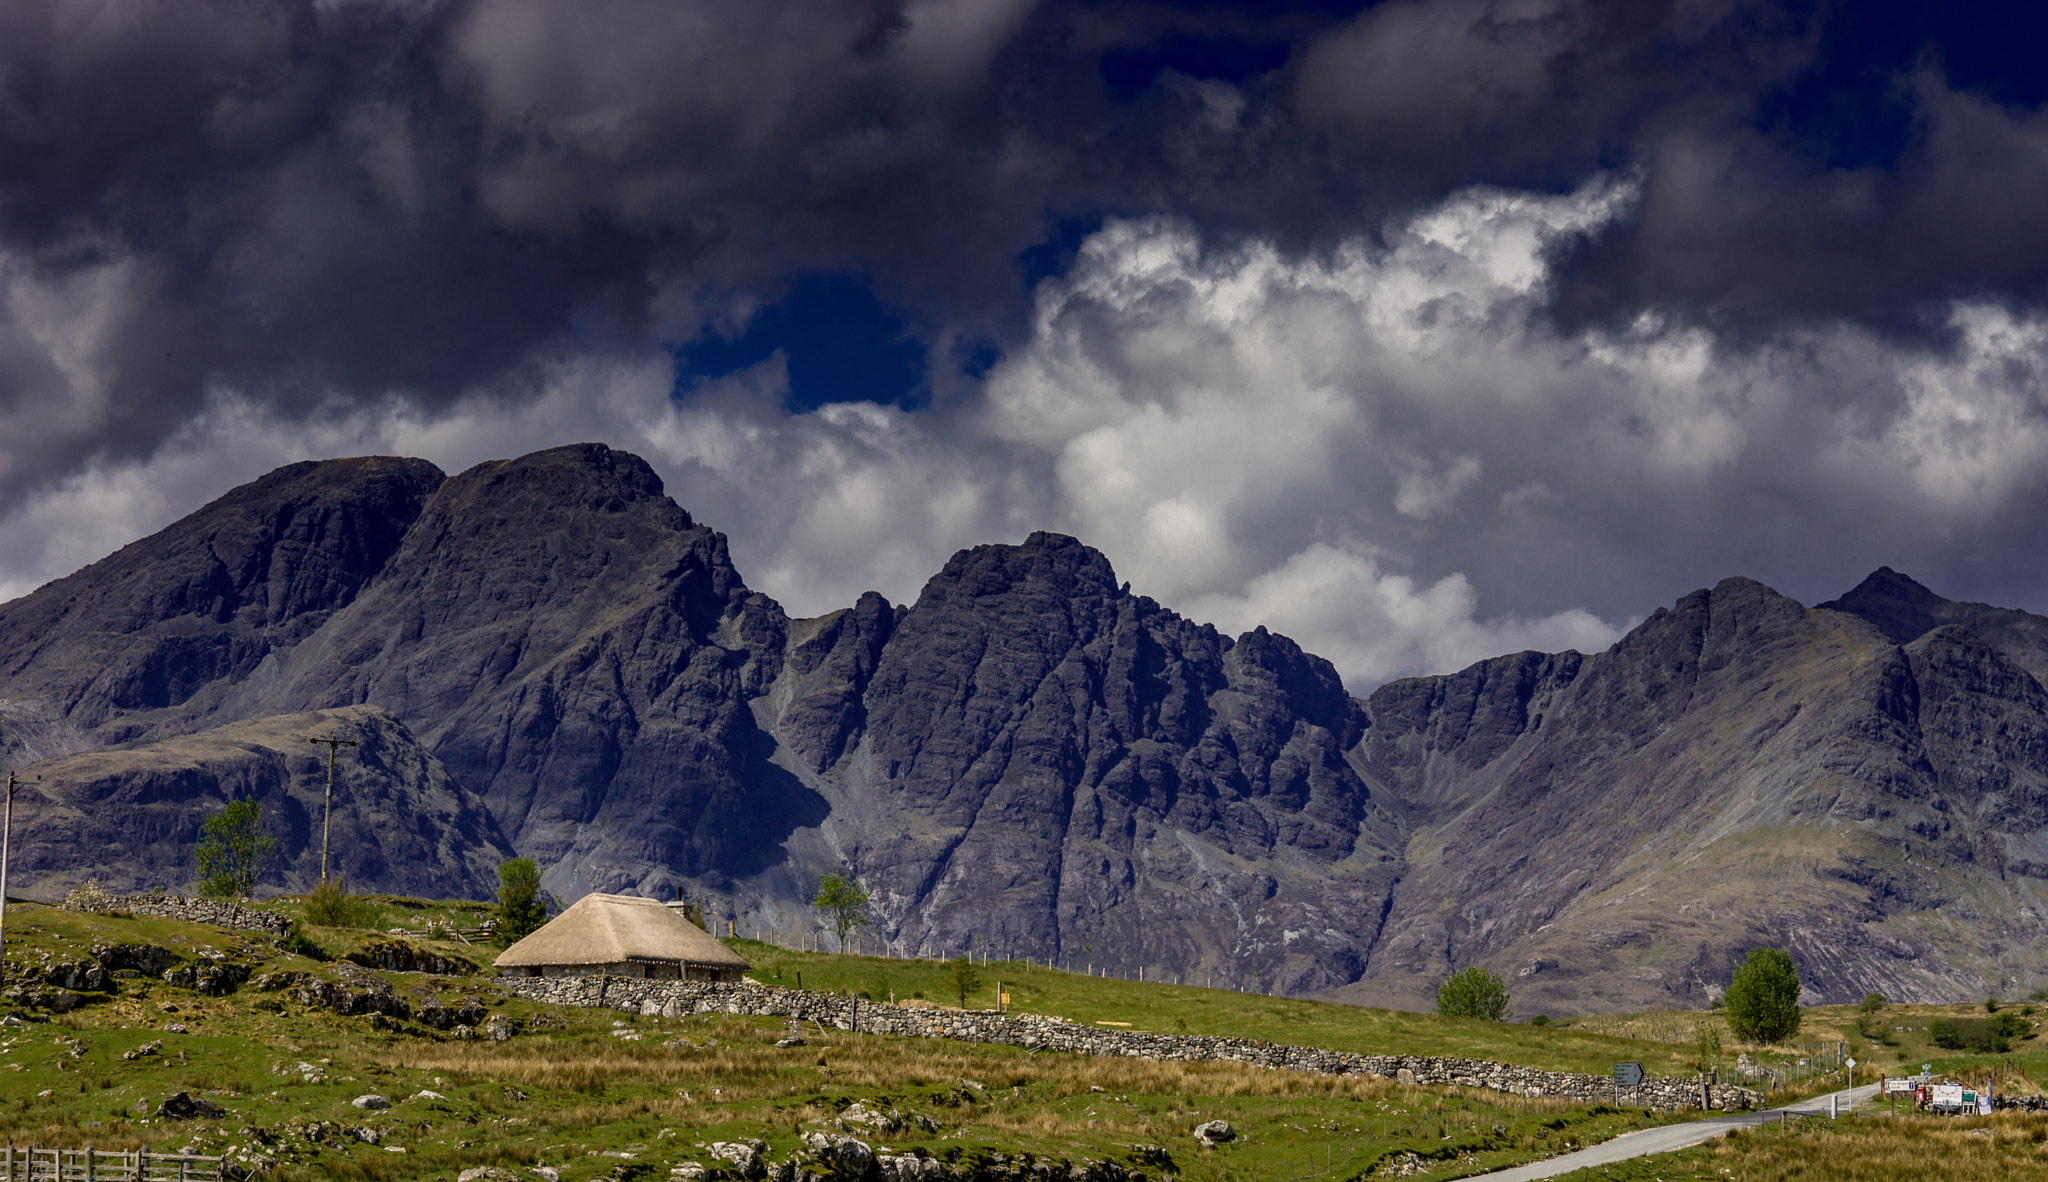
xmin=5 ymin=172 xmax=2048 ymax=693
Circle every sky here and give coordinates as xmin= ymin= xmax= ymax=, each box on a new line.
xmin=3 ymin=0 xmax=2047 ymax=693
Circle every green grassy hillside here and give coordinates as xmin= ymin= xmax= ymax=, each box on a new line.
xmin=3 ymin=902 xmax=2039 ymax=1182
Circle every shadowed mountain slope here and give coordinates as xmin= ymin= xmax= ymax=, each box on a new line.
xmin=0 ymin=456 xmax=443 ymax=766
xmin=2 ymin=706 xmax=512 ymax=901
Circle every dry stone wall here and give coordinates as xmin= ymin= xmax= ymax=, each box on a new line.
xmin=77 ymin=894 xmax=294 ymax=938
xmin=508 ymin=977 xmax=1758 ymax=1113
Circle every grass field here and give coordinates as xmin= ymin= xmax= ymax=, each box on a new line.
xmin=2 ymin=898 xmax=2044 ymax=1181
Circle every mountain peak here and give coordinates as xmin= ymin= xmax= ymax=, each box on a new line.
xmin=1817 ymin=566 xmax=1951 ymax=645
xmin=927 ymin=531 xmax=1121 ymax=603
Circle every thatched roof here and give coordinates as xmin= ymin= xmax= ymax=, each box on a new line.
xmin=494 ymin=893 xmax=750 ymax=970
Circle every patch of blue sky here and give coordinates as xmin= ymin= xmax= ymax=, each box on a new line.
xmin=1758 ymin=0 xmax=2048 ymax=171
xmin=672 ymin=275 xmax=928 ymax=412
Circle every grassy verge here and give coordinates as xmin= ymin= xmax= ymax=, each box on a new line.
xmin=1544 ymin=1112 xmax=2048 ymax=1181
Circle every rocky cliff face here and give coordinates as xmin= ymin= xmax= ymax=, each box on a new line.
xmin=5 ymin=443 xmax=2046 ymax=1009
xmin=756 ymin=533 xmax=1403 ymax=993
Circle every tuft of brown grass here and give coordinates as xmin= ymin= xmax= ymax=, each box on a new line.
xmin=1679 ymin=1114 xmax=2048 ymax=1182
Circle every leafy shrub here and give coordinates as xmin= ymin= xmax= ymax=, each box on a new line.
xmin=278 ymin=925 xmax=330 ymax=961
xmin=1725 ymin=948 xmax=1801 ymax=1044
xmin=65 ymin=878 xmax=114 ymax=911
xmin=1529 ymin=1015 xmax=1551 ymax=1027
xmin=1859 ymin=992 xmax=1886 ymax=1014
xmin=1985 ymin=997 xmax=2002 ymax=1013
xmin=1435 ymin=966 xmax=1510 ymax=1021
xmin=304 ymin=877 xmax=382 ymax=929
xmin=1930 ymin=1017 xmax=2011 ymax=1053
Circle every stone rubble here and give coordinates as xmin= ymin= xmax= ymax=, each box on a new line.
xmin=155 ymin=1091 xmax=222 ymax=1120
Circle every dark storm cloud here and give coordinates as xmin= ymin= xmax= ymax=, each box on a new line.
xmin=1552 ymin=78 xmax=2048 ymax=335
xmin=3 ymin=0 xmax=2048 ymax=686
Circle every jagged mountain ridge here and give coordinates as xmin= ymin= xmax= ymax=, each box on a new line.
xmin=3 ymin=442 xmax=2046 ymax=1010
xmin=1338 ymin=577 xmax=2048 ymax=1013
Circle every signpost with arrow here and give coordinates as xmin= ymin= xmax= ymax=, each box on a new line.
xmin=1614 ymin=1061 xmax=1645 ymax=1107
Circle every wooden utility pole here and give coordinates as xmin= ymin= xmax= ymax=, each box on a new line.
xmin=0 ymin=771 xmax=39 ymax=974
xmin=307 ymin=736 xmax=358 ymax=883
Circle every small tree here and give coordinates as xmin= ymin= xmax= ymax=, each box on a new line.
xmin=812 ymin=872 xmax=872 ymax=953
xmin=1693 ymin=1020 xmax=1723 ymax=1072
xmin=1724 ymin=948 xmax=1802 ymax=1044
xmin=194 ymin=798 xmax=275 ymax=900
xmin=496 ymin=859 xmax=548 ymax=945
xmin=1435 ymin=966 xmax=1510 ymax=1020
xmin=945 ymin=955 xmax=982 ymax=1008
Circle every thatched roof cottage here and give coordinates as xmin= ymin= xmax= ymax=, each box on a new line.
xmin=494 ymin=893 xmax=750 ymax=982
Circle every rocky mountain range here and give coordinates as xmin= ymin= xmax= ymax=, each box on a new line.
xmin=3 ymin=443 xmax=2045 ymax=1013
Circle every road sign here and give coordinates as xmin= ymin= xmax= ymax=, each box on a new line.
xmin=1845 ymin=1057 xmax=1856 ymax=1068
xmin=1613 ymin=1062 xmax=1646 ymax=1087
